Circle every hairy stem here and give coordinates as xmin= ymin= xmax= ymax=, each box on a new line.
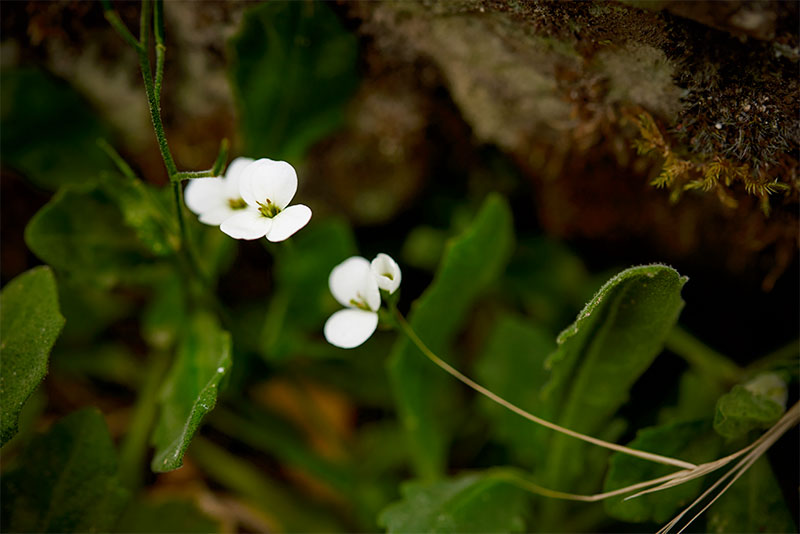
xmin=392 ymin=309 xmax=697 ymax=470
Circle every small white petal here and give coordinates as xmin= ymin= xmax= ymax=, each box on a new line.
xmin=223 ymin=157 xmax=254 ymax=199
xmin=324 ymin=309 xmax=379 ymax=349
xmin=184 ymin=178 xmax=226 ymax=218
xmin=371 ymin=253 xmax=402 ymax=294
xmin=240 ymin=158 xmax=298 ymax=210
xmin=219 ymin=209 xmax=272 ymax=240
xmin=198 ymin=206 xmax=237 ymax=226
xmin=329 ymin=256 xmax=380 ymax=311
xmin=266 ymin=204 xmax=312 ymax=242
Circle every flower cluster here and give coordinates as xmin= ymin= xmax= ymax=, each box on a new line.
xmin=185 ymin=157 xmax=312 ymax=242
xmin=324 ymin=253 xmax=401 ymax=349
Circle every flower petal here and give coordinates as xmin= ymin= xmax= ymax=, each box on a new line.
xmin=223 ymin=156 xmax=254 ymax=199
xmin=184 ymin=178 xmax=226 ymax=218
xmin=329 ymin=256 xmax=375 ymax=309
xmin=240 ymin=158 xmax=297 ymax=210
xmin=266 ymin=204 xmax=312 ymax=242
xmin=198 ymin=206 xmax=237 ymax=226
xmin=323 ymin=309 xmax=379 ymax=349
xmin=371 ymin=253 xmax=402 ymax=294
xmin=219 ymin=209 xmax=272 ymax=240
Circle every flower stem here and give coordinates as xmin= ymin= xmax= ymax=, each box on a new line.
xmin=391 ymin=308 xmax=697 ymax=470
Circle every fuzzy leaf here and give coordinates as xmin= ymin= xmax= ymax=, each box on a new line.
xmin=603 ymin=420 xmax=722 ymax=523
xmin=379 ymin=472 xmax=528 ymax=533
xmin=0 ymin=266 xmax=65 ymax=445
xmin=474 ymin=314 xmax=555 ymax=468
xmin=25 ymin=185 xmax=161 ymax=288
xmin=1 ymin=409 xmax=128 ymax=532
xmin=151 ymin=311 xmax=232 ymax=472
xmin=540 ymin=265 xmax=687 ymax=494
xmin=388 ymin=194 xmax=514 ymax=480
xmin=706 ymin=456 xmax=795 ymax=533
xmin=713 ymin=373 xmax=787 ymax=439
xmin=230 ymin=0 xmax=359 ymax=161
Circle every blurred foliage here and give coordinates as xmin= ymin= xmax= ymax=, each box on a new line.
xmin=1 ymin=409 xmax=128 ymax=533
xmin=1 ymin=68 xmax=114 ymax=190
xmin=230 ymin=1 xmax=359 ymax=161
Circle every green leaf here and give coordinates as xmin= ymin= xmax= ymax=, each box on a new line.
xmin=474 ymin=314 xmax=556 ymax=468
xmin=115 ymin=498 xmax=221 ymax=533
xmin=141 ymin=273 xmax=186 ymax=350
xmin=102 ymin=174 xmax=178 ymax=257
xmin=230 ymin=0 xmax=359 ymax=161
xmin=151 ymin=311 xmax=232 ymax=472
xmin=706 ymin=456 xmax=796 ymax=533
xmin=603 ymin=420 xmax=722 ymax=523
xmin=388 ymin=194 xmax=514 ymax=479
xmin=1 ymin=68 xmax=113 ymax=190
xmin=1 ymin=409 xmax=128 ymax=532
xmin=540 ymin=265 xmax=687 ymax=493
xmin=379 ymin=472 xmax=529 ymax=533
xmin=25 ymin=185 xmax=163 ymax=288
xmin=0 ymin=266 xmax=65 ymax=445
xmin=261 ymin=219 xmax=357 ymax=360
xmin=713 ymin=372 xmax=787 ymax=439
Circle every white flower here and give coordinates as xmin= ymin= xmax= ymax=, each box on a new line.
xmin=371 ymin=253 xmax=401 ymax=294
xmin=324 ymin=254 xmax=402 ymax=349
xmin=218 ymin=158 xmax=312 ymax=242
xmin=184 ymin=157 xmax=253 ymax=225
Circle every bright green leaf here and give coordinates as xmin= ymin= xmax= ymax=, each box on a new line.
xmin=115 ymin=498 xmax=221 ymax=533
xmin=713 ymin=372 xmax=787 ymax=439
xmin=151 ymin=311 xmax=232 ymax=472
xmin=540 ymin=265 xmax=687 ymax=494
xmin=230 ymin=0 xmax=359 ymax=161
xmin=1 ymin=409 xmax=128 ymax=532
xmin=0 ymin=266 xmax=65 ymax=445
xmin=379 ymin=472 xmax=529 ymax=533
xmin=25 ymin=185 xmax=163 ymax=288
xmin=603 ymin=420 xmax=722 ymax=523
xmin=474 ymin=314 xmax=555 ymax=468
xmin=388 ymin=194 xmax=514 ymax=480
xmin=1 ymin=68 xmax=113 ymax=190
xmin=706 ymin=456 xmax=795 ymax=533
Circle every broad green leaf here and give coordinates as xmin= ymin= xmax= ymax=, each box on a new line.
xmin=1 ymin=409 xmax=128 ymax=532
xmin=388 ymin=194 xmax=514 ymax=479
xmin=230 ymin=0 xmax=359 ymax=161
xmin=603 ymin=420 xmax=722 ymax=523
xmin=151 ymin=311 xmax=232 ymax=472
xmin=474 ymin=314 xmax=555 ymax=468
xmin=541 ymin=265 xmax=687 ymax=494
xmin=713 ymin=372 xmax=787 ymax=439
xmin=25 ymin=185 xmax=162 ymax=288
xmin=706 ymin=456 xmax=795 ymax=533
xmin=0 ymin=266 xmax=65 ymax=445
xmin=1 ymin=68 xmax=112 ymax=190
xmin=379 ymin=472 xmax=529 ymax=533
xmin=115 ymin=498 xmax=221 ymax=533
xmin=261 ymin=219 xmax=357 ymax=360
